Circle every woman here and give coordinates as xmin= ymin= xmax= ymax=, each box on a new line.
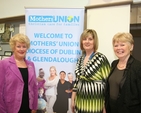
xmin=105 ymin=32 xmax=141 ymax=113
xmin=37 ymin=68 xmax=46 ymax=113
xmin=37 ymin=68 xmax=46 ymax=90
xmin=44 ymin=66 xmax=59 ymax=113
xmin=71 ymin=29 xmax=110 ymax=113
xmin=0 ymin=33 xmax=38 ymax=113
xmin=53 ymin=71 xmax=72 ymax=113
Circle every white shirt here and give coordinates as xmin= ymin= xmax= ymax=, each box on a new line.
xmin=44 ymin=76 xmax=59 ymax=96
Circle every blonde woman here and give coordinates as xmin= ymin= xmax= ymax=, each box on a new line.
xmin=105 ymin=32 xmax=141 ymax=113
xmin=0 ymin=33 xmax=37 ymax=113
xmin=44 ymin=66 xmax=59 ymax=113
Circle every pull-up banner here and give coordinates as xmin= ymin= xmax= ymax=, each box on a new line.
xmin=25 ymin=8 xmax=84 ymax=113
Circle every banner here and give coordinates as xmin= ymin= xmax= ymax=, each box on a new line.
xmin=25 ymin=8 xmax=84 ymax=113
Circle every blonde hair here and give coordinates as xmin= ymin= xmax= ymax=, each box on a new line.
xmin=80 ymin=29 xmax=98 ymax=54
xmin=49 ymin=66 xmax=57 ymax=76
xmin=9 ymin=33 xmax=30 ymax=51
xmin=113 ymin=32 xmax=134 ymax=46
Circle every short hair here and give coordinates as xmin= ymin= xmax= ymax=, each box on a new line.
xmin=59 ymin=71 xmax=66 ymax=75
xmin=39 ymin=68 xmax=44 ymax=74
xmin=39 ymin=68 xmax=43 ymax=71
xmin=80 ymin=29 xmax=98 ymax=54
xmin=67 ymin=72 xmax=73 ymax=76
xmin=112 ymin=32 xmax=134 ymax=46
xmin=9 ymin=33 xmax=30 ymax=51
xmin=38 ymin=87 xmax=44 ymax=91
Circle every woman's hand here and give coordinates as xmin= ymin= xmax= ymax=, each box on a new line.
xmin=71 ymin=92 xmax=76 ymax=113
xmin=103 ymin=106 xmax=106 ymax=113
xmin=71 ymin=99 xmax=75 ymax=113
xmin=31 ymin=110 xmax=36 ymax=113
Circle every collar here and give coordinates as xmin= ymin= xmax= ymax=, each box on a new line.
xmin=84 ymin=52 xmax=95 ymax=60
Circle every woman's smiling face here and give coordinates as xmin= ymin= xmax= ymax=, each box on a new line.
xmin=13 ymin=41 xmax=27 ymax=59
xmin=82 ymin=34 xmax=94 ymax=52
xmin=113 ymin=41 xmax=133 ymax=59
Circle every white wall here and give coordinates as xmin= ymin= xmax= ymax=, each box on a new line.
xmin=0 ymin=0 xmax=89 ymax=18
xmin=0 ymin=0 xmax=133 ymax=18
xmin=88 ymin=0 xmax=132 ymax=5
xmin=87 ymin=4 xmax=130 ymax=63
xmin=133 ymin=0 xmax=141 ymax=3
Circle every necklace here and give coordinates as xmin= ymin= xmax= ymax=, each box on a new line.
xmin=117 ymin=64 xmax=126 ymax=69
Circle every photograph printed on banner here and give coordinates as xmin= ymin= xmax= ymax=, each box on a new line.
xmin=36 ymin=66 xmax=75 ymax=113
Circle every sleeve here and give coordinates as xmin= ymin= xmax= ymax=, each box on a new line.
xmin=72 ymin=58 xmax=81 ymax=92
xmin=100 ymin=55 xmax=111 ymax=82
xmin=136 ymin=66 xmax=141 ymax=112
xmin=32 ymin=62 xmax=38 ymax=110
xmin=0 ymin=60 xmax=7 ymax=113
xmin=72 ymin=77 xmax=79 ymax=92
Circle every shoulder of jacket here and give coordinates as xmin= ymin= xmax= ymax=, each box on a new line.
xmin=111 ymin=60 xmax=118 ymax=67
xmin=131 ymin=59 xmax=141 ymax=69
xmin=1 ymin=57 xmax=11 ymax=65
xmin=26 ymin=59 xmax=34 ymax=65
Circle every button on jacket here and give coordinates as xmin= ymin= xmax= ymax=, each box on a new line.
xmin=0 ymin=55 xmax=38 ymax=113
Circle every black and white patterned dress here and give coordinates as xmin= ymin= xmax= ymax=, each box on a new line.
xmin=73 ymin=52 xmax=110 ymax=113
